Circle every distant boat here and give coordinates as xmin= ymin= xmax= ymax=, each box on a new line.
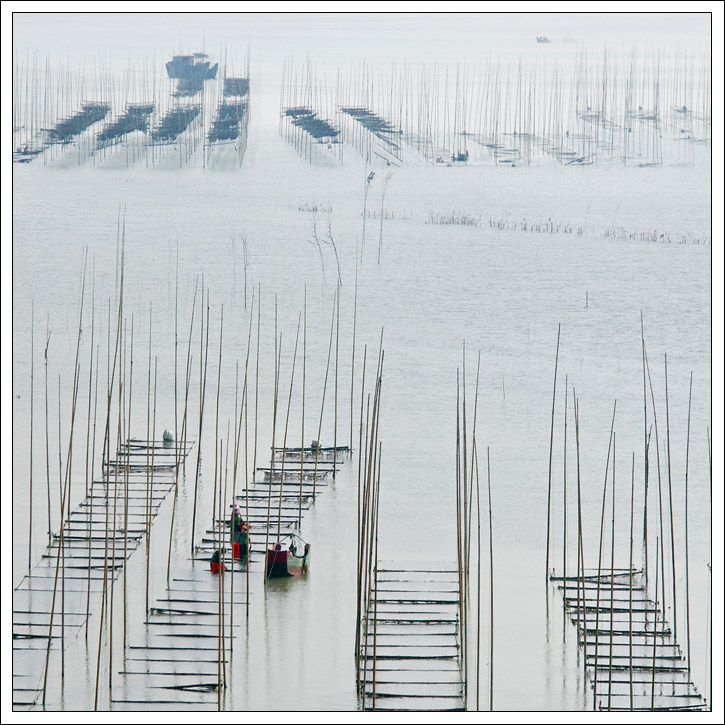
xmin=266 ymin=535 xmax=310 ymax=578
xmin=536 ymin=36 xmax=551 ymax=44
xmin=13 ymin=146 xmax=43 ymax=163
xmin=166 ymin=53 xmax=218 ymax=80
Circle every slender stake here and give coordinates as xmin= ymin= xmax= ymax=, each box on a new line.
xmin=641 ymin=314 xmax=649 ymax=581
xmin=299 ymin=288 xmax=306 ymax=526
xmin=545 ymin=323 xmax=561 ymax=578
xmin=190 ymin=291 xmax=210 ymax=555
xmin=574 ymin=392 xmax=587 ymax=667
xmin=607 ymin=433 xmax=616 ymax=711
xmin=28 ymin=305 xmax=34 ymax=573
xmin=628 ymin=452 xmax=635 ymax=711
xmin=663 ymin=354 xmax=677 ymax=639
xmin=253 ymin=287 xmax=261 ymax=477
xmin=312 ymin=290 xmax=337 ymax=499
xmin=276 ymin=314 xmax=301 ymax=541
xmin=593 ymin=402 xmax=617 ymax=705
xmin=650 ymin=540 xmax=659 ymax=710
xmin=44 ymin=320 xmax=51 ymax=544
xmin=563 ymin=377 xmax=568 ymax=594
xmin=487 ymin=446 xmax=494 ymax=712
xmin=684 ymin=372 xmax=693 ymax=670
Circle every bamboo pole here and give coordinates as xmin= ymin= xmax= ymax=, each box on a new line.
xmin=371 ymin=440 xmax=382 ymax=710
xmin=628 ymin=452 xmax=635 ymax=711
xmin=211 ymin=305 xmax=224 ymax=577
xmin=487 ymin=445 xmax=494 ymax=712
xmin=44 ymin=320 xmax=52 ymax=545
xmin=83 ymin=267 xmax=96 ymax=639
xmin=354 ymin=339 xmax=367 ymax=671
xmin=276 ymin=313 xmax=301 ymax=541
xmin=663 ymin=354 xmax=677 ymax=639
xmin=123 ymin=316 xmax=135 ymax=654
xmin=312 ymin=290 xmax=337 ymax=499
xmin=333 ymin=283 xmax=339 ymax=479
xmin=42 ymin=249 xmax=88 ymax=701
xmin=190 ymin=290 xmax=210 ymax=554
xmin=94 ymin=211 xmax=126 ymax=709
xmin=650 ymin=540 xmax=659 ymax=710
xmin=107 ymin=318 xmax=125 ymax=692
xmin=563 ymin=377 xmax=568 ymax=607
xmin=264 ymin=305 xmax=282 ymax=577
xmin=593 ymin=402 xmax=617 ymax=705
xmin=85 ymin=344 xmax=99 ymax=639
xmin=644 ymin=350 xmax=667 ymax=623
xmin=167 ymin=280 xmax=198 ymax=582
xmin=350 ymin=262 xmax=357 ymax=450
xmin=573 ymin=392 xmax=587 ymax=670
xmin=217 ymin=436 xmax=223 ymax=710
xmin=460 ymin=343 xmax=468 ymax=692
xmin=684 ymin=372 xmax=693 ymax=670
xmin=545 ymin=323 xmax=561 ymax=579
xmin=253 ymin=286 xmax=261 ymax=477
xmin=641 ymin=314 xmax=649 ymax=582
xmin=607 ymin=433 xmax=616 ymax=711
xmin=474 ymin=440 xmax=481 ymax=711
xmin=299 ymin=288 xmax=306 ymax=527
xmin=28 ymin=305 xmax=34 ymax=573
xmin=144 ymin=305 xmax=152 ymax=612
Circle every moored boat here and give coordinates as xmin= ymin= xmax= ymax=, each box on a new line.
xmin=266 ymin=535 xmax=311 ymax=578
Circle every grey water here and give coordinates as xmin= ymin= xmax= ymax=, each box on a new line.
xmin=11 ymin=12 xmax=712 ymax=712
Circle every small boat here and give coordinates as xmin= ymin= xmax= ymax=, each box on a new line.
xmin=266 ymin=534 xmax=311 ymax=578
xmin=13 ymin=146 xmax=44 ymax=163
xmin=166 ymin=53 xmax=218 ymax=80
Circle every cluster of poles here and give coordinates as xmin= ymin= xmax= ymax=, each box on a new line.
xmin=12 ymin=48 xmax=250 ymax=168
xmin=279 ymin=47 xmax=710 ymax=166
xmin=354 ymin=333 xmax=384 ymax=696
xmin=544 ymin=321 xmax=711 ymax=710
xmin=21 ymin=221 xmax=372 ymax=708
xmin=455 ymin=346 xmax=494 ymax=711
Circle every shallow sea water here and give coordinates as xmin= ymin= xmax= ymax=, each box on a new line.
xmin=11 ymin=12 xmax=712 ymax=712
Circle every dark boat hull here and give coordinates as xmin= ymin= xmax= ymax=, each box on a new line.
xmin=266 ymin=548 xmax=310 ymax=578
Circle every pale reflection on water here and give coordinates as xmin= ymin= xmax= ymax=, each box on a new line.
xmin=11 ymin=16 xmax=710 ymax=711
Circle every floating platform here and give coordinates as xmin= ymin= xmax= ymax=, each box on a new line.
xmin=553 ymin=568 xmax=706 ymax=711
xmin=12 ymin=438 xmax=194 ymax=710
xmin=359 ymin=563 xmax=465 ymax=711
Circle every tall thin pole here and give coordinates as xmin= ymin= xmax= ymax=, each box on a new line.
xmin=44 ymin=321 xmax=52 ymax=544
xmin=545 ymin=323 xmax=561 ymax=578
xmin=474 ymin=440 xmax=481 ymax=711
xmin=684 ymin=372 xmax=693 ymax=670
xmin=487 ymin=446 xmax=494 ymax=712
xmin=641 ymin=314 xmax=649 ymax=581
xmin=28 ymin=305 xmax=34 ymax=573
xmin=563 ymin=377 xmax=568 ymax=587
xmin=607 ymin=433 xmax=616 ymax=711
xmin=312 ymin=291 xmax=337 ymax=498
xmin=663 ymin=354 xmax=677 ymax=639
xmin=276 ymin=314 xmax=301 ymax=541
xmin=190 ymin=290 xmax=210 ymax=554
xmin=650 ymin=540 xmax=659 ymax=711
xmin=628 ymin=452 xmax=635 ymax=711
xmin=253 ymin=287 xmax=261 ymax=477
xmin=333 ymin=282 xmax=340 ymax=478
xmin=299 ymin=288 xmax=306 ymax=526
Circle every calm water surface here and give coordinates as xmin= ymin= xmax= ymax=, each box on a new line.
xmin=11 ymin=13 xmax=712 ymax=711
